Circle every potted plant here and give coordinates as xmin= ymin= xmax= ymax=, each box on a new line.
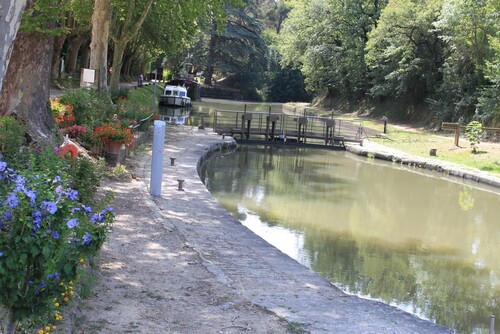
xmin=92 ymin=121 xmax=134 ymax=154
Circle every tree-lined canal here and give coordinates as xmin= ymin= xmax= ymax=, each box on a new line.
xmin=199 ymin=144 xmax=500 ymax=333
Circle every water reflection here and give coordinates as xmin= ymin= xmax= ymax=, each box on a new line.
xmin=158 ymin=106 xmax=192 ymax=125
xmin=199 ymin=145 xmax=500 ymax=333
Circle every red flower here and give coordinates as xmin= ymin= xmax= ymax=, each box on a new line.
xmin=92 ymin=122 xmax=134 ymax=147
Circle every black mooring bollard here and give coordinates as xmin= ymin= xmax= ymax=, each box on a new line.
xmin=170 ymin=157 xmax=176 ymax=166
xmin=382 ymin=116 xmax=388 ymax=134
xmin=177 ymin=179 xmax=185 ymax=191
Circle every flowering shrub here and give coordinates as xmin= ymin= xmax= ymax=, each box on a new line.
xmin=92 ymin=122 xmax=134 ymax=147
xmin=62 ymin=125 xmax=87 ymax=140
xmin=0 ymin=156 xmax=114 ymax=331
xmin=49 ymin=98 xmax=75 ymax=127
xmin=116 ymin=96 xmax=128 ymax=103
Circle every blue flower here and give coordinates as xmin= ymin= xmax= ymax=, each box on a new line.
xmin=66 ymin=218 xmax=78 ymax=229
xmin=24 ymin=190 xmax=36 ymax=206
xmin=55 ymin=185 xmax=63 ymax=194
xmin=7 ymin=193 xmax=18 ymax=208
xmin=52 ymin=176 xmax=61 ymax=183
xmin=81 ymin=205 xmax=93 ymax=216
xmin=91 ymin=213 xmax=103 ymax=224
xmin=3 ymin=211 xmax=12 ymax=221
xmin=32 ymin=211 xmax=42 ymax=221
xmin=82 ymin=232 xmax=92 ymax=245
xmin=52 ymin=230 xmax=59 ymax=239
xmin=46 ymin=272 xmax=60 ymax=280
xmin=32 ymin=212 xmax=42 ymax=231
xmin=40 ymin=201 xmax=57 ymax=214
xmin=0 ymin=161 xmax=6 ymax=172
xmin=13 ymin=175 xmax=27 ymax=191
xmin=103 ymin=207 xmax=114 ymax=214
xmin=64 ymin=189 xmax=78 ymax=201
xmin=0 ymin=252 xmax=3 ymax=257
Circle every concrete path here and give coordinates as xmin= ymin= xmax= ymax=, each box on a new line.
xmin=132 ymin=124 xmax=453 ymax=333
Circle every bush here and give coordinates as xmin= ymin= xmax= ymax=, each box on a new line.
xmin=465 ymin=121 xmax=483 ymax=153
xmin=0 ymin=148 xmax=114 ymax=332
xmin=110 ymin=88 xmax=129 ymax=104
xmin=0 ymin=117 xmax=25 ymax=164
xmin=58 ymin=90 xmax=115 ymax=130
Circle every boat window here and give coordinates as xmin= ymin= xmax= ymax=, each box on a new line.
xmin=179 ymin=91 xmax=186 ymax=97
xmin=165 ymin=90 xmax=172 ymax=95
xmin=173 ymin=90 xmax=179 ymax=96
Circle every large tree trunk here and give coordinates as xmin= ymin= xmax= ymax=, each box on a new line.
xmin=89 ymin=0 xmax=111 ymax=91
xmin=108 ymin=0 xmax=154 ymax=91
xmin=66 ymin=35 xmax=87 ymax=74
xmin=0 ymin=31 xmax=56 ymax=143
xmin=51 ymin=34 xmax=66 ymax=79
xmin=109 ymin=40 xmax=127 ymax=90
xmin=0 ymin=0 xmax=28 ymax=93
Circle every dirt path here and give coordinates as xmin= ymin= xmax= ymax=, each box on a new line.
xmin=71 ymin=176 xmax=289 ymax=334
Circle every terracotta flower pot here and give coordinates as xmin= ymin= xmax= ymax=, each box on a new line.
xmin=106 ymin=141 xmax=123 ymax=155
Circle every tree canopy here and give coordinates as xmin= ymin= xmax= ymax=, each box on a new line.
xmin=1 ymin=0 xmax=499 ymax=143
xmin=278 ymin=0 xmax=499 ymax=123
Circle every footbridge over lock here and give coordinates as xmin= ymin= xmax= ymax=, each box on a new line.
xmin=213 ymin=108 xmax=367 ymax=149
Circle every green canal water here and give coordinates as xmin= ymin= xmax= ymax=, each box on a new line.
xmin=199 ymin=144 xmax=500 ymax=334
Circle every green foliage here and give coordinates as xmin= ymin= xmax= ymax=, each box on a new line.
xmin=279 ymin=0 xmax=386 ymax=102
xmin=58 ymin=89 xmax=115 ymax=130
xmin=197 ymin=0 xmax=268 ymax=93
xmin=0 ymin=148 xmax=114 ymax=327
xmin=68 ymin=157 xmax=107 ymax=205
xmin=110 ymin=88 xmax=130 ymax=104
xmin=465 ymin=121 xmax=483 ymax=153
xmin=264 ymin=65 xmax=311 ymax=102
xmin=0 ymin=117 xmax=26 ymax=164
xmin=20 ymin=0 xmax=69 ymax=35
xmin=365 ymin=0 xmax=443 ymax=103
xmin=273 ymin=0 xmax=499 ymax=121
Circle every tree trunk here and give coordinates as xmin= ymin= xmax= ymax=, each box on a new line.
xmin=109 ymin=40 xmax=127 ymax=90
xmin=123 ymin=54 xmax=132 ymax=77
xmin=66 ymin=35 xmax=87 ymax=74
xmin=80 ymin=41 xmax=90 ymax=69
xmin=204 ymin=23 xmax=218 ymax=85
xmin=0 ymin=31 xmax=56 ymax=143
xmin=0 ymin=0 xmax=28 ymax=93
xmin=89 ymin=0 xmax=111 ymax=91
xmin=51 ymin=34 xmax=67 ymax=79
xmin=5 ymin=308 xmax=16 ymax=334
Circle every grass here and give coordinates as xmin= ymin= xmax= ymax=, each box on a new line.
xmin=351 ymin=117 xmax=500 ymax=175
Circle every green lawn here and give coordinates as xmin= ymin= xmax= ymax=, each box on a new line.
xmin=358 ymin=119 xmax=500 ymax=175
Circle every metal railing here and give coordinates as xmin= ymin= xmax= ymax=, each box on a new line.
xmin=213 ymin=109 xmax=365 ymax=147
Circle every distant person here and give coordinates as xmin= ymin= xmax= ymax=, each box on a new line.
xmin=138 ymin=73 xmax=144 ymax=87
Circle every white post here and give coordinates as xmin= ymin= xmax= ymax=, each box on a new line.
xmin=150 ymin=120 xmax=166 ymax=196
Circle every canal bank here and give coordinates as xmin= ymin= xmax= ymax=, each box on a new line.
xmin=73 ymin=124 xmax=456 ymax=333
xmin=346 ymin=141 xmax=500 ymax=189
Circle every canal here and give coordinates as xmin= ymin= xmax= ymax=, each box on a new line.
xmin=199 ymin=144 xmax=500 ymax=334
